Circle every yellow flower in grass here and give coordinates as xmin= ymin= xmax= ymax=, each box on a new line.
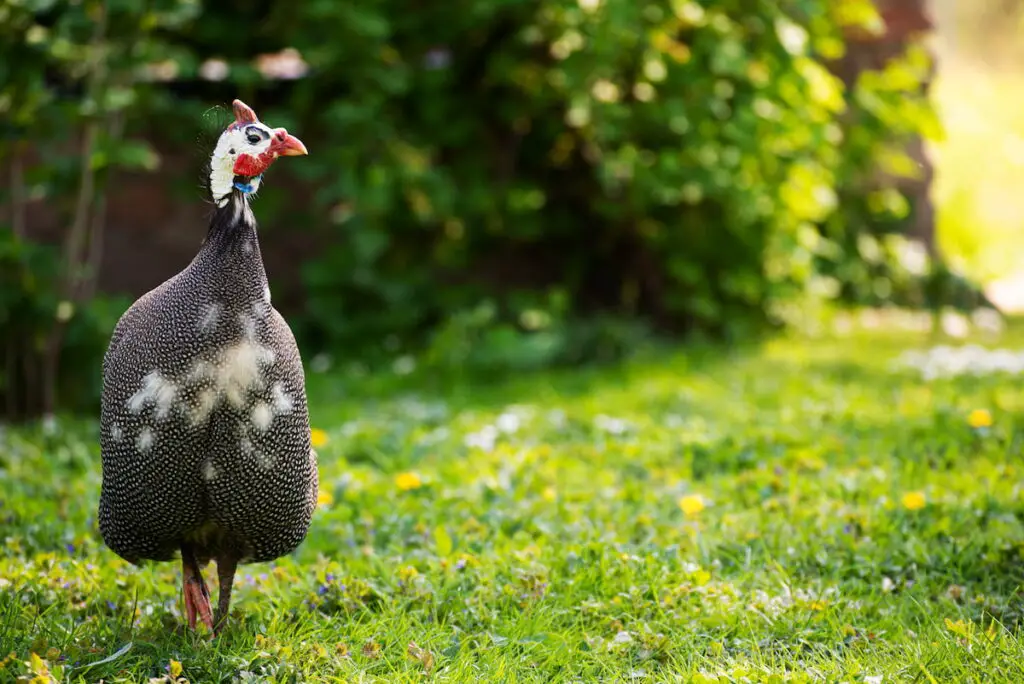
xmin=395 ymin=471 xmax=423 ymax=491
xmin=28 ymin=653 xmax=50 ymax=681
xmin=310 ymin=428 xmax=329 ymax=448
xmin=317 ymin=488 xmax=334 ymax=508
xmin=678 ymin=494 xmax=706 ymax=517
xmin=169 ymin=660 xmax=183 ymax=678
xmin=902 ymin=491 xmax=926 ymax=511
xmin=968 ymin=409 xmax=993 ymax=429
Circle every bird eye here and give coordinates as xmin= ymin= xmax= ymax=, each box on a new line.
xmin=245 ymin=126 xmax=268 ymax=145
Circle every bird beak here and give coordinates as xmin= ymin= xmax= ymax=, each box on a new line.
xmin=269 ymin=128 xmax=308 ymax=157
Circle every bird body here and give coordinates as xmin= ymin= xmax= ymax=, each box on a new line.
xmin=98 ymin=100 xmax=314 ymax=632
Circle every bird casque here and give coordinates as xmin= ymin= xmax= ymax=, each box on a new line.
xmin=98 ymin=99 xmax=317 ymax=634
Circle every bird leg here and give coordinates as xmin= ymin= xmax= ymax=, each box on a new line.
xmin=213 ymin=553 xmax=239 ymax=634
xmin=181 ymin=546 xmax=214 ymax=632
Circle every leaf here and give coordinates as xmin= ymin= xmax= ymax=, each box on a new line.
xmin=29 ymin=652 xmax=48 ymax=676
xmin=73 ymin=642 xmax=132 ymax=672
xmin=112 ymin=140 xmax=160 ymax=171
xmin=407 ymin=642 xmax=434 ymax=673
xmin=434 ymin=524 xmax=453 ymax=557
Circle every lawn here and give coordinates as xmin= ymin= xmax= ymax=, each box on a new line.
xmin=3 ymin=314 xmax=1024 ymax=682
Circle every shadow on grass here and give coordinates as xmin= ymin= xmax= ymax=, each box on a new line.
xmin=305 ymin=317 xmax=1024 ymax=420
xmin=305 ymin=334 xmax=769 ymax=417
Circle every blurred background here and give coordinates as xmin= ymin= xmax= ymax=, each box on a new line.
xmin=0 ymin=0 xmax=1020 ymax=420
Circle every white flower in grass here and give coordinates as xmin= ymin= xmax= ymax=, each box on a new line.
xmin=594 ymin=414 xmax=629 ymax=435
xmin=496 ymin=411 xmax=521 ymax=434
xmin=465 ymin=425 xmax=498 ymax=452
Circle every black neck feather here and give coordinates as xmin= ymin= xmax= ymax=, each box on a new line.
xmin=194 ymin=192 xmax=268 ymax=296
xmin=203 ymin=191 xmax=258 ymax=253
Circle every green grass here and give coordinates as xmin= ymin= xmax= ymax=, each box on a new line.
xmin=4 ymin=317 xmax=1024 ymax=682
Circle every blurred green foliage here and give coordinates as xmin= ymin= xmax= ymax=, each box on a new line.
xmin=0 ymin=230 xmax=127 ymax=418
xmin=203 ymin=0 xmax=947 ymax=354
xmin=0 ymin=0 xmax=196 ymax=417
xmin=814 ymin=41 xmax=981 ymax=311
xmin=287 ymin=0 xmax=900 ymax=349
xmin=0 ymin=0 xmax=963 ymax=414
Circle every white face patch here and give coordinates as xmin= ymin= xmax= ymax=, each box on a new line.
xmin=136 ymin=427 xmax=155 ymax=452
xmin=251 ymin=401 xmax=274 ymax=432
xmin=127 ymin=371 xmax=178 ymax=420
xmin=209 ymin=123 xmax=276 ymax=207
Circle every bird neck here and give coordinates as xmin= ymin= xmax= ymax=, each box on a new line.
xmin=195 ymin=192 xmax=269 ymax=296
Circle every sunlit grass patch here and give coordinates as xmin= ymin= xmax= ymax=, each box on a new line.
xmin=2 ymin=319 xmax=1024 ymax=680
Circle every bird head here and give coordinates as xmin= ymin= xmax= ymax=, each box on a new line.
xmin=209 ymin=99 xmax=307 ymax=206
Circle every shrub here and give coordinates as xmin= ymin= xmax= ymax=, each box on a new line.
xmin=0 ymin=228 xmax=128 ymax=419
xmin=255 ymin=0 xmax=938 ymax=352
xmin=0 ymin=0 xmax=196 ymax=418
xmin=1 ymin=0 xmax=954 ymax=404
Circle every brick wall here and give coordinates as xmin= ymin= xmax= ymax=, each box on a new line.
xmin=22 ymin=144 xmax=320 ymax=315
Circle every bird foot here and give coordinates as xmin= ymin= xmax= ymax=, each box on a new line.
xmin=183 ymin=569 xmax=214 ymax=633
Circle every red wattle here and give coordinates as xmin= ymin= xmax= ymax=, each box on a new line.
xmin=233 ymin=152 xmax=275 ymax=177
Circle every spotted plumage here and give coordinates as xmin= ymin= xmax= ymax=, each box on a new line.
xmin=98 ymin=99 xmax=314 ymax=633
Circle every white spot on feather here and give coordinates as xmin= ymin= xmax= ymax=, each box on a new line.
xmin=127 ymin=371 xmax=178 ymax=420
xmin=191 ymin=388 xmax=218 ymax=426
xmin=252 ymin=299 xmax=269 ymax=319
xmin=239 ymin=313 xmax=257 ymax=341
xmin=203 ymin=460 xmax=218 ymax=481
xmin=263 ymin=285 xmax=271 ymax=304
xmin=110 ymin=423 xmax=123 ymax=442
xmin=199 ymin=302 xmax=222 ymax=334
xmin=253 ymin=450 xmax=276 ymax=469
xmin=137 ymin=427 xmax=155 ymax=452
xmin=218 ymin=341 xmax=275 ymax=408
xmin=251 ymin=401 xmax=273 ymax=432
xmin=240 ymin=438 xmax=254 ymax=455
xmin=180 ymin=340 xmax=276 ymax=423
xmin=187 ymin=360 xmax=214 ymax=382
xmin=271 ymin=382 xmax=294 ymax=416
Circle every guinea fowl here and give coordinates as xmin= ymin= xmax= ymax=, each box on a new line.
xmin=98 ymin=99 xmax=317 ymax=634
